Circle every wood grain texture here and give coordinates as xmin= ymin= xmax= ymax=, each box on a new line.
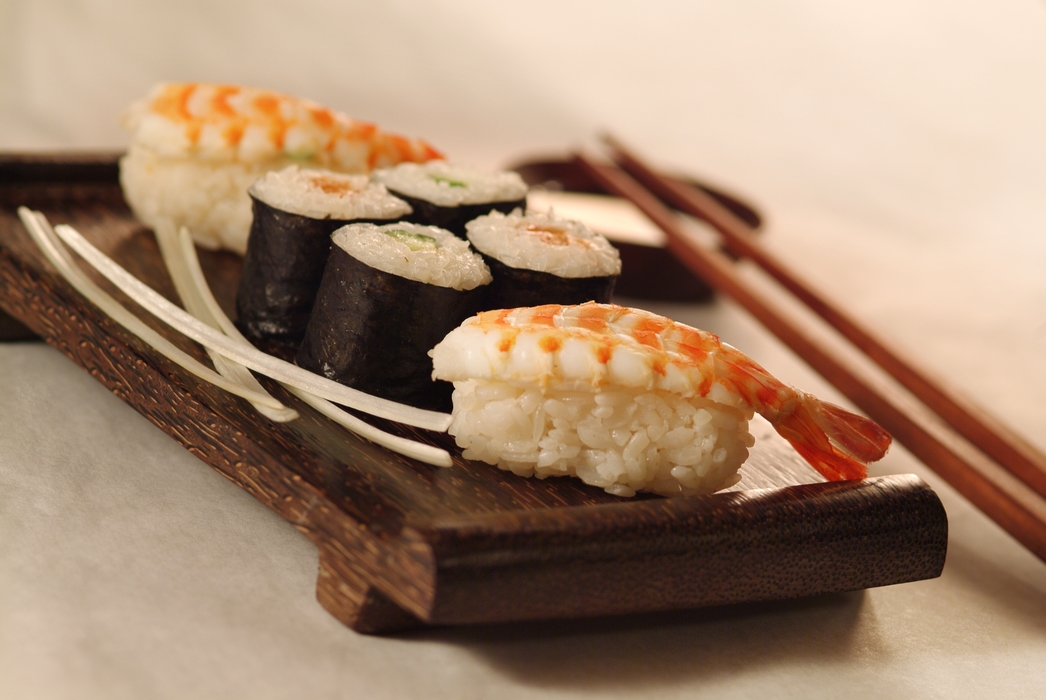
xmin=0 ymin=153 xmax=948 ymax=634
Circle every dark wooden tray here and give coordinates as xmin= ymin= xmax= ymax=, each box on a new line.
xmin=0 ymin=152 xmax=947 ymax=634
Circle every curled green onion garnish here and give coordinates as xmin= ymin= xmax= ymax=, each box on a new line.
xmin=384 ymin=229 xmax=438 ymax=251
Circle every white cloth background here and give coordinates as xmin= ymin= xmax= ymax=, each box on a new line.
xmin=1 ymin=1 xmax=1045 ymax=698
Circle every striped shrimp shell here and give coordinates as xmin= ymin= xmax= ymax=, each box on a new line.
xmin=119 ymin=82 xmax=442 ymax=253
xmin=430 ymin=303 xmax=891 ymax=495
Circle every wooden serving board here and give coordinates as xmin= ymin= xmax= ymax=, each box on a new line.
xmin=0 ymin=153 xmax=947 ymax=634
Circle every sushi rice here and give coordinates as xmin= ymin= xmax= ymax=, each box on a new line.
xmin=447 ymin=380 xmax=753 ymax=497
xmin=333 ymin=222 xmax=491 ymax=290
xmin=372 ymin=161 xmax=528 ymax=208
xmin=249 ymin=166 xmax=411 ymax=221
xmin=466 ymin=209 xmax=621 ymax=279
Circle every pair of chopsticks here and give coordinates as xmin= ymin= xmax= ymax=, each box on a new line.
xmin=574 ymin=136 xmax=1046 ymax=563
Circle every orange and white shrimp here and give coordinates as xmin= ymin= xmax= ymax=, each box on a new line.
xmin=119 ymin=82 xmax=443 ymax=253
xmin=122 ymin=82 xmax=442 ymax=169
xmin=430 ymin=303 xmax=890 ymax=497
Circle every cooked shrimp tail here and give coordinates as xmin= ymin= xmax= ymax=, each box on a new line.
xmin=772 ymin=394 xmax=892 ymax=481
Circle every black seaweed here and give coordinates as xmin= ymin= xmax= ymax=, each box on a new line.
xmin=234 ymin=196 xmax=397 ymax=347
xmin=389 ymin=190 xmax=525 ymax=238
xmin=481 ymin=255 xmax=617 ymax=310
xmin=295 ymin=246 xmax=488 ymax=412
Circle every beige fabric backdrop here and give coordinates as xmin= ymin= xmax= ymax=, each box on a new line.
xmin=2 ymin=1 xmax=1045 ymax=698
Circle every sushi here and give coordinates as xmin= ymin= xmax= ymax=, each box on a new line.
xmin=371 ymin=161 xmax=528 ymax=237
xmin=430 ymin=303 xmax=891 ymax=497
xmin=296 ymin=222 xmax=492 ymax=411
xmin=119 ymin=82 xmax=442 ymax=254
xmin=235 ymin=166 xmax=411 ymax=346
xmin=465 ymin=210 xmax=621 ymax=309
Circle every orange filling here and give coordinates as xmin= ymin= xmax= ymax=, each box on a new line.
xmin=307 ymin=174 xmax=358 ymax=195
xmin=523 ymin=225 xmax=592 ymax=248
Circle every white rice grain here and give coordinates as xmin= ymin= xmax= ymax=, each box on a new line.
xmin=333 ymin=222 xmax=491 ymax=290
xmin=446 ymin=380 xmax=752 ymax=497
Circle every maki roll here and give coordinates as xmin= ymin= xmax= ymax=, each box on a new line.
xmin=235 ymin=166 xmax=411 ymax=347
xmin=371 ymin=161 xmax=528 ymax=237
xmin=296 ymin=222 xmax=491 ymax=411
xmin=466 ymin=210 xmax=621 ymax=309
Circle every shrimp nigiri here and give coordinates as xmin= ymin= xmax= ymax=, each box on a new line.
xmin=430 ymin=303 xmax=891 ymax=497
xmin=119 ymin=82 xmax=443 ymax=254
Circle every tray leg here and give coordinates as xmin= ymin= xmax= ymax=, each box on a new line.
xmin=0 ymin=308 xmax=38 ymax=341
xmin=315 ymin=548 xmax=424 ymax=635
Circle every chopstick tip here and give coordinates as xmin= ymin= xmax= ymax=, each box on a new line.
xmin=599 ymin=131 xmax=622 ymax=148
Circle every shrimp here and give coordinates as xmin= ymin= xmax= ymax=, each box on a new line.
xmin=119 ymin=83 xmax=443 ymax=253
xmin=122 ymin=82 xmax=443 ymax=169
xmin=431 ymin=303 xmax=890 ymax=488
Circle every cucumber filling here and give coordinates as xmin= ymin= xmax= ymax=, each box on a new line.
xmin=384 ymin=228 xmax=438 ymax=251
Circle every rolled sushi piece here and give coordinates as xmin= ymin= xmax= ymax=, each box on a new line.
xmin=296 ymin=222 xmax=492 ymax=411
xmin=465 ymin=210 xmax=621 ymax=309
xmin=371 ymin=161 xmax=528 ymax=237
xmin=235 ymin=166 xmax=412 ymax=347
xmin=430 ymin=303 xmax=891 ymax=497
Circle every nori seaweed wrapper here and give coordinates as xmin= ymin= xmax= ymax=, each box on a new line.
xmin=234 ymin=196 xmax=394 ymax=347
xmin=295 ymin=245 xmax=488 ymax=411
xmin=481 ymin=255 xmax=617 ymax=309
xmin=389 ymin=190 xmax=525 ymax=238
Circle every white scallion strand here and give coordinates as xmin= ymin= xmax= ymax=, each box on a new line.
xmin=153 ymin=224 xmax=298 ymax=423
xmin=20 ymin=208 xmax=452 ymax=465
xmin=50 ymin=220 xmax=452 ymax=433
xmin=174 ymin=227 xmax=452 ymax=467
xmin=16 ymin=207 xmax=285 ymax=410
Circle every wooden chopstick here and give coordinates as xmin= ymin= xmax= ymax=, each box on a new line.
xmin=572 ymin=151 xmax=1046 ymax=563
xmin=602 ymin=134 xmax=1046 ymax=504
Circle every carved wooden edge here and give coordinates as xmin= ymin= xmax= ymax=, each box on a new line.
xmin=409 ymin=475 xmax=947 ymax=625
xmin=0 ymin=308 xmax=36 ymax=340
xmin=0 ymin=151 xmax=122 ymax=184
xmin=316 ymin=547 xmax=425 ymax=634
